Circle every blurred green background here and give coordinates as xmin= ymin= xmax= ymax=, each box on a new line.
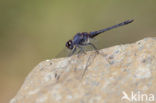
xmin=0 ymin=0 xmax=156 ymax=102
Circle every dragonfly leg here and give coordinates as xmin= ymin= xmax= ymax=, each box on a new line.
xmin=81 ymin=43 xmax=97 ymax=50
xmin=88 ymin=43 xmax=97 ymax=50
xmin=68 ymin=47 xmax=77 ymax=56
xmin=81 ymin=43 xmax=99 ymax=54
xmin=77 ymin=46 xmax=85 ymax=54
xmin=76 ymin=46 xmax=86 ymax=58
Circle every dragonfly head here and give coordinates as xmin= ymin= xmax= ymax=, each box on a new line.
xmin=66 ymin=40 xmax=74 ymax=50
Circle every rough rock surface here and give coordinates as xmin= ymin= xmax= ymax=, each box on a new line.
xmin=10 ymin=37 xmax=156 ymax=103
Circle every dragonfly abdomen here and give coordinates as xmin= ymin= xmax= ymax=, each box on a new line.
xmin=89 ymin=19 xmax=134 ymax=38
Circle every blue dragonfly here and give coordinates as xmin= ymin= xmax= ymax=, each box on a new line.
xmin=66 ymin=19 xmax=134 ymax=56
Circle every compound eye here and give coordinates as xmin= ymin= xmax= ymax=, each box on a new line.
xmin=66 ymin=40 xmax=73 ymax=49
xmin=68 ymin=41 xmax=72 ymax=45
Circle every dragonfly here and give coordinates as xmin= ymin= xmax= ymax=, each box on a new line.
xmin=66 ymin=19 xmax=134 ymax=56
xmin=55 ymin=20 xmax=134 ymax=79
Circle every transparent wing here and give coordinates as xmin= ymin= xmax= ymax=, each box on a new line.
xmin=55 ymin=47 xmax=70 ymax=58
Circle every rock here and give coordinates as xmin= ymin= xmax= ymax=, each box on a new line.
xmin=10 ymin=37 xmax=156 ymax=103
